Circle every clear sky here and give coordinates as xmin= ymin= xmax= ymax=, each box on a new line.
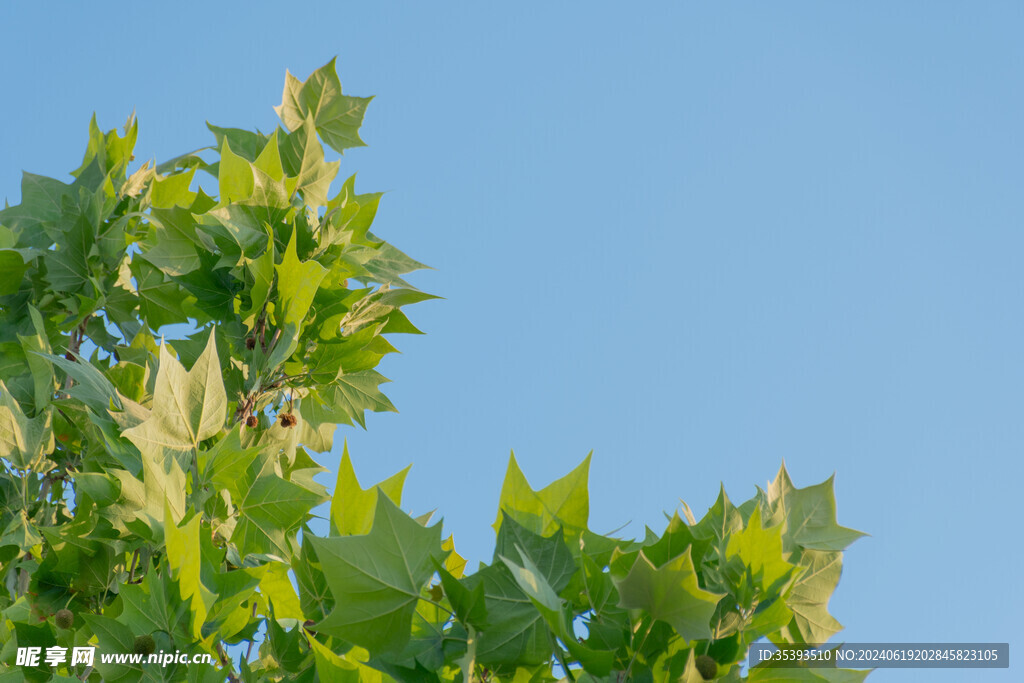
xmin=2 ymin=2 xmax=1021 ymax=680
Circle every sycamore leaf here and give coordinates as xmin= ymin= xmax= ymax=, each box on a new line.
xmin=0 ymin=172 xmax=74 ymax=245
xmin=277 ymin=227 xmax=328 ymax=330
xmin=218 ymin=138 xmax=254 ymax=204
xmin=765 ymin=464 xmax=866 ymax=553
xmin=725 ymin=505 xmax=800 ymax=598
xmin=0 ymin=247 xmax=38 ymax=295
xmin=329 ymin=443 xmax=408 ymax=536
xmin=260 ymin=562 xmax=304 ymax=621
xmin=239 ymin=233 xmax=275 ymax=331
xmin=150 ymin=168 xmax=197 ymax=209
xmin=781 ymin=549 xmax=846 ymax=644
xmin=43 ymin=351 xmax=122 ymax=413
xmin=611 ymin=548 xmax=724 ymax=641
xmin=164 ymin=504 xmax=216 ymax=638
xmin=122 ymin=329 xmax=226 ymax=467
xmin=307 ymin=636 xmax=362 ymax=683
xmin=0 ymin=511 xmax=42 ymax=552
xmin=81 ymin=614 xmax=145 ymax=681
xmin=270 ymin=227 xmax=328 ymax=365
xmin=279 ymin=114 xmax=339 ymax=209
xmin=117 ymin=568 xmax=193 ymax=646
xmin=494 ymin=452 xmax=590 ymax=537
xmin=493 ymin=515 xmax=576 ymax=594
xmin=691 ymin=485 xmax=744 ymax=542
xmin=310 ymin=495 xmax=444 ymax=653
xmin=17 ymin=305 xmax=54 ymax=413
xmin=499 ymin=550 xmax=617 ymax=677
xmin=139 ymin=207 xmax=202 ymax=276
xmin=142 ymin=446 xmax=187 ymax=529
xmin=329 ymin=369 xmax=396 ymax=427
xmin=274 ymin=58 xmax=372 ymax=154
xmin=231 ymin=465 xmax=321 ymax=559
xmin=463 ymin=564 xmax=551 ymax=670
xmin=749 ymin=657 xmax=871 ymax=683
xmin=0 ymin=380 xmax=54 ymax=471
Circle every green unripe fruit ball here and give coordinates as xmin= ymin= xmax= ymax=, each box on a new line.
xmin=55 ymin=609 xmax=74 ymax=630
xmin=133 ymin=634 xmax=156 ymax=656
xmin=695 ymin=654 xmax=718 ymax=680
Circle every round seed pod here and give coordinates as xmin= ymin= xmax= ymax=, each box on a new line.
xmin=695 ymin=654 xmax=718 ymax=680
xmin=55 ymin=609 xmax=74 ymax=630
xmin=133 ymin=634 xmax=156 ymax=656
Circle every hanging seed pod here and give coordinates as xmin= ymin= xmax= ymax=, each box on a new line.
xmin=55 ymin=609 xmax=74 ymax=630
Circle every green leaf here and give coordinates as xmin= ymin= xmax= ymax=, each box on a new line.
xmin=0 ymin=172 xmax=74 ymax=245
xmin=494 ymin=452 xmax=590 ymax=537
xmin=438 ymin=565 xmax=488 ymax=629
xmin=142 ymin=443 xmax=187 ymax=529
xmin=690 ymin=485 xmax=744 ymax=542
xmin=139 ymin=207 xmax=202 ymax=276
xmin=0 ymin=380 xmax=53 ymax=471
xmin=150 ymin=168 xmax=197 ymax=209
xmin=122 ymin=330 xmax=226 ymax=467
xmin=232 ymin=473 xmax=320 ymax=559
xmin=218 ymin=138 xmax=254 ymax=203
xmin=271 ymin=227 xmax=328 ymax=364
xmin=42 ymin=352 xmax=122 ymax=414
xmin=81 ymin=614 xmax=144 ymax=682
xmin=131 ymin=257 xmax=194 ymax=331
xmin=346 ymin=239 xmax=430 ymax=289
xmin=724 ymin=505 xmax=800 ymax=597
xmin=260 ymin=562 xmax=304 ymax=621
xmin=117 ymin=567 xmax=193 ymax=647
xmin=328 ymin=369 xmax=397 ymax=427
xmin=463 ymin=564 xmax=551 ymax=671
xmin=781 ymin=549 xmax=845 ymax=644
xmin=765 ymin=464 xmax=865 ymax=552
xmin=239 ymin=232 xmax=275 ymax=331
xmin=207 ymin=123 xmax=270 ymax=162
xmin=17 ymin=305 xmax=54 ymax=413
xmin=493 ymin=515 xmax=576 ymax=594
xmin=0 ymin=248 xmax=39 ymax=295
xmin=749 ymin=655 xmax=871 ymax=683
xmin=274 ymin=58 xmax=372 ymax=154
xmin=323 ymin=174 xmax=383 ymax=247
xmin=611 ymin=547 xmax=724 ymax=641
xmin=0 ymin=511 xmax=42 ymax=552
xmin=164 ymin=505 xmax=216 ymax=638
xmin=307 ymin=636 xmax=362 ymax=683
xmin=329 ymin=443 xmax=408 ymax=535
xmin=229 ymin=448 xmax=321 ymax=559
xmin=499 ymin=546 xmax=616 ymax=680
xmin=310 ymin=494 xmax=444 ymax=653
xmin=279 ymin=115 xmax=339 ymax=209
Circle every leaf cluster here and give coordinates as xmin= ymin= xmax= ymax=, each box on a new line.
xmin=0 ymin=60 xmax=867 ymax=682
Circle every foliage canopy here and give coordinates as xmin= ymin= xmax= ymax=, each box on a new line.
xmin=0 ymin=60 xmax=866 ymax=682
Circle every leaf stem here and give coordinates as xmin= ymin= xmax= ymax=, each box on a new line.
xmin=548 ymin=629 xmax=575 ymax=682
xmin=624 ymin=616 xmax=654 ymax=680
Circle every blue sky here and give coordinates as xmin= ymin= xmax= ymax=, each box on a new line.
xmin=2 ymin=2 xmax=1021 ymax=680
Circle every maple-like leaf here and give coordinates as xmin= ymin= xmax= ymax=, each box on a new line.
xmin=122 ymin=329 xmax=226 ymax=468
xmin=310 ymin=494 xmax=444 ymax=653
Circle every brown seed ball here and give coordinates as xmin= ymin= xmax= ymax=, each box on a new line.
xmin=279 ymin=413 xmax=297 ymax=428
xmin=245 ymin=415 xmax=259 ymax=428
xmin=695 ymin=654 xmax=718 ymax=680
xmin=133 ymin=634 xmax=156 ymax=656
xmin=55 ymin=609 xmax=74 ymax=630
xmin=245 ymin=337 xmax=256 ymax=350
